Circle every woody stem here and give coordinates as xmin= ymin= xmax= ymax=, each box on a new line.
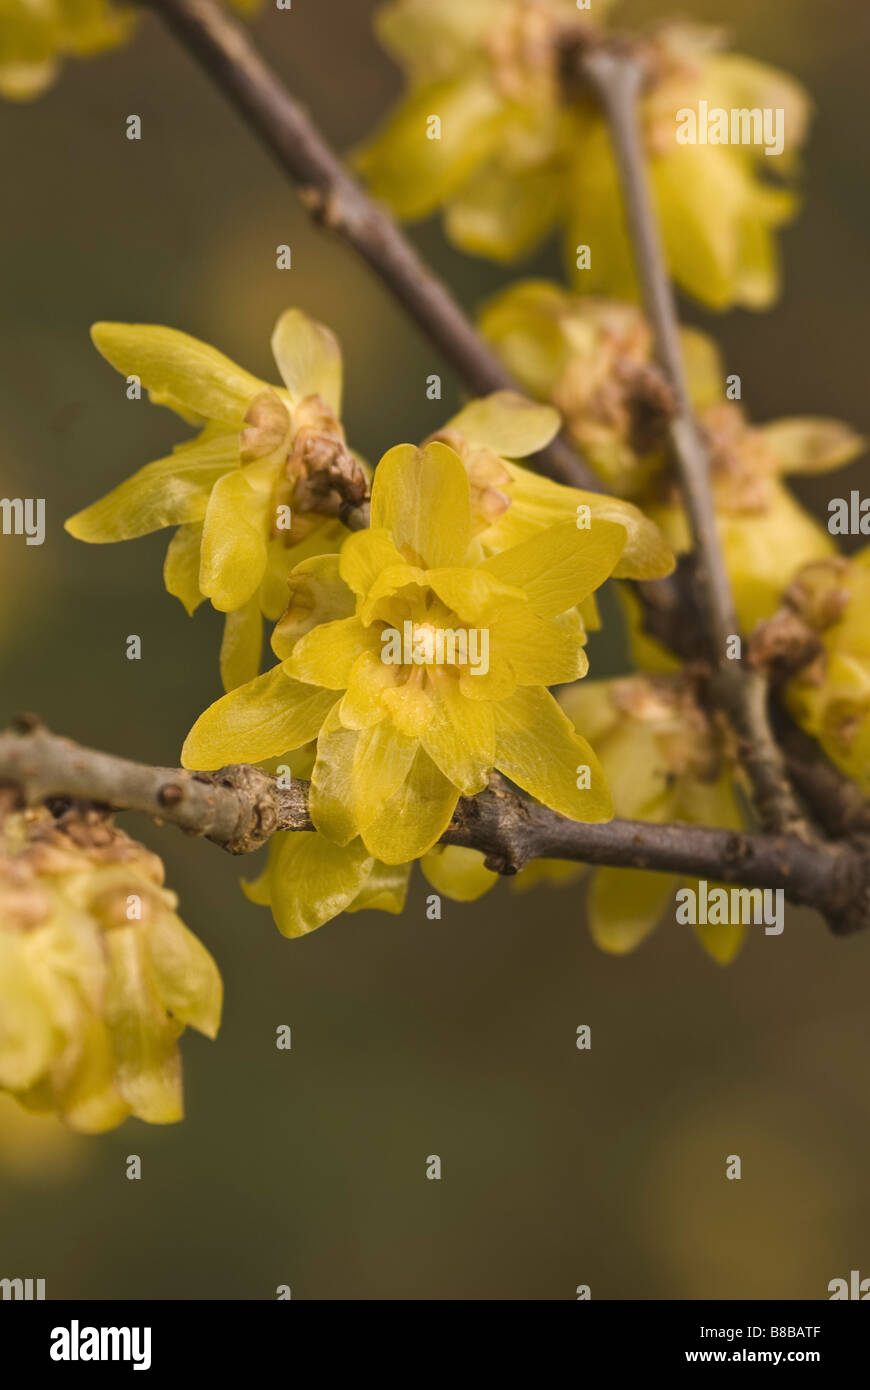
xmin=1 ymin=724 xmax=868 ymax=934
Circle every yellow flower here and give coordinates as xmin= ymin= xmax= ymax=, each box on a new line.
xmin=481 ymin=283 xmax=864 ymax=631
xmin=357 ymin=5 xmax=809 ymax=309
xmin=183 ymin=440 xmax=622 ymax=863
xmin=0 ymin=0 xmax=261 ymax=99
xmin=66 ymin=309 xmax=358 ymax=691
xmin=785 ymin=553 xmax=870 ymax=795
xmin=560 ymin=674 xmax=746 ymax=963
xmin=0 ymin=0 xmax=132 ymax=100
xmin=0 ymin=806 xmax=221 ymax=1131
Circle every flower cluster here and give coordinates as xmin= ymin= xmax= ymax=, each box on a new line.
xmin=0 ymin=805 xmax=221 ymax=1130
xmin=357 ymin=2 xmax=809 ymax=309
xmin=480 ymin=282 xmax=865 ymax=632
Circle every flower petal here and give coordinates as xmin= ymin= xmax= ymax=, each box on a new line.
xmin=482 ymin=519 xmax=626 ymax=616
xmin=270 ymin=553 xmax=356 ymax=658
xmin=354 ymin=75 xmax=506 ymax=220
xmin=446 ymin=391 xmax=560 ymax=458
xmin=421 ymin=844 xmax=498 ymax=902
xmin=65 ymin=430 xmax=239 ymax=542
xmin=339 ymin=651 xmax=401 ymax=729
xmin=495 ymin=686 xmax=613 ymax=821
xmin=199 ymin=467 xmax=272 ymax=611
xmin=760 ymin=418 xmax=866 ymax=475
xmin=91 ymin=322 xmax=265 ymax=425
xmin=309 ymin=705 xmax=362 ymax=846
xmin=421 ymin=674 xmax=495 ymax=794
xmin=361 ymin=748 xmax=460 ymax=863
xmin=589 ymin=867 xmax=676 ymax=955
xmin=345 ymin=859 xmax=411 ymax=915
xmin=371 ymin=441 xmax=471 ymax=567
xmin=270 ymin=308 xmax=343 ymax=413
xmin=266 ymin=833 xmax=373 ymax=937
xmin=495 ymin=604 xmax=588 ymax=685
xmin=488 ymin=461 xmax=674 ymax=580
xmin=219 ymin=599 xmax=263 ymax=693
xmin=339 ymin=528 xmax=406 ymax=598
xmin=352 ymin=721 xmax=419 ymax=830
xmin=103 ymin=926 xmax=182 ymax=1125
xmin=144 ymin=912 xmax=223 ymax=1039
xmin=182 ymin=666 xmax=336 ymax=768
xmin=285 ymin=617 xmax=374 ymax=689
xmin=164 ymin=523 xmax=205 ymax=615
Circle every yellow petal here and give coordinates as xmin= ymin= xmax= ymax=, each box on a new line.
xmin=199 ymin=468 xmax=272 ymax=612
xmin=271 ymin=553 xmax=356 ymax=659
xmin=421 ymin=845 xmax=497 ymax=902
xmin=339 ymin=528 xmax=407 ymax=598
xmin=164 ymin=523 xmax=205 ymax=615
xmin=65 ymin=430 xmax=239 ymax=542
xmin=219 ymin=599 xmax=263 ymax=693
xmin=482 ymin=519 xmax=626 ymax=616
xmin=144 ymin=912 xmax=223 ymax=1039
xmin=285 ymin=617 xmax=373 ymax=689
xmin=361 ymin=748 xmax=460 ymax=863
xmin=103 ymin=926 xmax=182 ymax=1124
xmin=494 ymin=603 xmax=588 ymax=685
xmin=270 ymin=308 xmax=343 ymax=413
xmin=265 ymin=833 xmax=373 ymax=937
xmin=352 ymin=721 xmax=419 ymax=830
xmin=425 ymin=566 xmax=526 ymax=624
xmin=345 ymin=859 xmax=411 ymax=915
xmin=339 ymin=651 xmax=401 ymax=729
xmin=371 ymin=441 xmax=471 ymax=567
xmin=57 ymin=1016 xmax=130 ymax=1135
xmin=495 ymin=686 xmax=613 ymax=821
xmin=447 ymin=159 xmax=563 ymax=262
xmin=0 ymin=936 xmax=54 ymax=1092
xmin=91 ymin=322 xmax=265 ymax=425
xmin=488 ymin=461 xmax=674 ymax=580
xmin=589 ymin=867 xmax=676 ymax=955
xmin=309 ymin=705 xmax=362 ymax=846
xmin=420 ymin=674 xmax=495 ymax=794
xmin=182 ymin=666 xmax=337 ymax=768
xmin=354 ymin=75 xmax=506 ymax=220
xmin=446 ymin=391 xmax=560 ymax=458
xmin=760 ymin=418 xmax=866 ymax=475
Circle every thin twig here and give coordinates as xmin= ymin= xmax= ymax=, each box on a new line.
xmin=1 ymin=724 xmax=867 ymax=934
xmin=580 ymin=49 xmax=806 ymax=835
xmin=139 ymin=0 xmax=598 ymax=492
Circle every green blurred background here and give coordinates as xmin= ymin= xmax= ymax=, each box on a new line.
xmin=1 ymin=0 xmax=869 ymax=1299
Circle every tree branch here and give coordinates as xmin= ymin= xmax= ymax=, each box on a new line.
xmin=139 ymin=0 xmax=597 ymax=492
xmin=2 ymin=723 xmax=868 ymax=934
xmin=579 ymin=49 xmax=805 ymax=835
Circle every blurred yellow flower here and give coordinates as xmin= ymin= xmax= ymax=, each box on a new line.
xmin=357 ymin=4 xmax=809 ymax=309
xmin=0 ymin=0 xmax=132 ymax=100
xmin=785 ymin=552 xmax=870 ymax=796
xmin=560 ymin=674 xmax=747 ymax=963
xmin=481 ymin=282 xmax=864 ymax=631
xmin=0 ymin=806 xmax=221 ymax=1131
